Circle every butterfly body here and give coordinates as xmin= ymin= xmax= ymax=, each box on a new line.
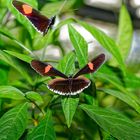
xmin=31 ymin=54 xmax=105 ymax=95
xmin=12 ymin=0 xmax=55 ymax=35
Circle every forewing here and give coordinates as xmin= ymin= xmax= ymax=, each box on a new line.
xmin=12 ymin=0 xmax=55 ymax=35
xmin=47 ymin=76 xmax=90 ymax=95
xmin=73 ymin=53 xmax=105 ymax=78
xmin=31 ymin=60 xmax=68 ymax=78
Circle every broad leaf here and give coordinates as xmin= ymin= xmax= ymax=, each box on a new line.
xmin=0 ymin=50 xmax=32 ymax=84
xmin=0 ymin=69 xmax=8 ymax=85
xmin=124 ymin=72 xmax=140 ymax=88
xmin=57 ymin=51 xmax=76 ymax=75
xmin=68 ymin=24 xmax=88 ymax=67
xmin=99 ymin=88 xmax=140 ymax=113
xmin=27 ymin=110 xmax=56 ymax=140
xmin=117 ymin=4 xmax=133 ymax=59
xmin=97 ymin=65 xmax=123 ymax=86
xmin=78 ymin=21 xmax=126 ymax=74
xmin=0 ymin=103 xmax=28 ymax=140
xmin=95 ymin=72 xmax=140 ymax=107
xmin=4 ymin=50 xmax=33 ymax=63
xmin=41 ymin=0 xmax=75 ymax=17
xmin=0 ymin=86 xmax=25 ymax=100
xmin=0 ymin=28 xmax=33 ymax=55
xmin=80 ymin=104 xmax=140 ymax=140
xmin=61 ymin=97 xmax=79 ymax=128
xmin=25 ymin=91 xmax=44 ymax=104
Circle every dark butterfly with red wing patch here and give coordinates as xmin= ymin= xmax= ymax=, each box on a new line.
xmin=31 ymin=53 xmax=105 ymax=95
xmin=12 ymin=0 xmax=55 ymax=36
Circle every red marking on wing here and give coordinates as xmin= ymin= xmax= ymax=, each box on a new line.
xmin=22 ymin=4 xmax=32 ymax=14
xmin=88 ymin=62 xmax=94 ymax=70
xmin=45 ymin=65 xmax=52 ymax=73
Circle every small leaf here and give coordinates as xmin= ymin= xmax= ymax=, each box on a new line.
xmin=27 ymin=110 xmax=56 ymax=140
xmin=100 ymin=88 xmax=140 ymax=113
xmin=117 ymin=4 xmax=133 ymax=59
xmin=25 ymin=91 xmax=44 ymax=104
xmin=78 ymin=21 xmax=126 ymax=74
xmin=0 ymin=86 xmax=25 ymax=100
xmin=57 ymin=51 xmax=76 ymax=75
xmin=80 ymin=104 xmax=140 ymax=140
xmin=0 ymin=103 xmax=28 ymax=140
xmin=4 ymin=50 xmax=33 ymax=63
xmin=68 ymin=24 xmax=88 ymax=67
xmin=61 ymin=97 xmax=79 ymax=128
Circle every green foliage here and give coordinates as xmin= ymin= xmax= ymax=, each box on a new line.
xmin=0 ymin=86 xmax=25 ymax=100
xmin=0 ymin=103 xmax=28 ymax=140
xmin=117 ymin=4 xmax=133 ymax=59
xmin=25 ymin=91 xmax=44 ymax=104
xmin=57 ymin=51 xmax=76 ymax=75
xmin=80 ymin=104 xmax=140 ymax=140
xmin=4 ymin=50 xmax=33 ymax=63
xmin=78 ymin=21 xmax=126 ymax=74
xmin=68 ymin=24 xmax=88 ymax=67
xmin=61 ymin=97 xmax=79 ymax=128
xmin=0 ymin=0 xmax=140 ymax=139
xmin=27 ymin=110 xmax=56 ymax=140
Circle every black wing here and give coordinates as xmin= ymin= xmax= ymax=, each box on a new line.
xmin=31 ymin=60 xmax=68 ymax=78
xmin=47 ymin=76 xmax=90 ymax=95
xmin=12 ymin=0 xmax=55 ymax=35
xmin=73 ymin=53 xmax=105 ymax=78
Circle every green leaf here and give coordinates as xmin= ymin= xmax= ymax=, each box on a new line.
xmin=19 ymin=0 xmax=38 ymax=8
xmin=41 ymin=0 xmax=75 ymax=17
xmin=8 ymin=0 xmax=37 ymax=38
xmin=80 ymin=104 xmax=140 ymax=140
xmin=0 ymin=8 xmax=7 ymax=23
xmin=56 ymin=18 xmax=76 ymax=29
xmin=0 ymin=103 xmax=28 ymax=140
xmin=0 ymin=69 xmax=8 ymax=85
xmin=97 ymin=65 xmax=123 ymax=86
xmin=61 ymin=97 xmax=79 ymax=128
xmin=27 ymin=110 xmax=56 ymax=140
xmin=0 ymin=50 xmax=32 ymax=84
xmin=100 ymin=88 xmax=140 ymax=113
xmin=95 ymin=72 xmax=140 ymax=108
xmin=117 ymin=4 xmax=133 ymax=59
xmin=25 ymin=91 xmax=44 ymax=104
xmin=0 ymin=28 xmax=33 ymax=55
xmin=57 ymin=51 xmax=76 ymax=75
xmin=0 ymin=86 xmax=25 ymax=100
xmin=78 ymin=21 xmax=126 ymax=74
xmin=68 ymin=24 xmax=88 ymax=67
xmin=124 ymin=72 xmax=140 ymax=88
xmin=33 ymin=18 xmax=76 ymax=51
xmin=4 ymin=50 xmax=33 ymax=63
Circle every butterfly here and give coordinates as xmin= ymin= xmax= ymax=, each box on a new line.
xmin=31 ymin=54 xmax=105 ymax=95
xmin=12 ymin=0 xmax=55 ymax=35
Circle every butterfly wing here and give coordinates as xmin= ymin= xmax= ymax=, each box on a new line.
xmin=12 ymin=0 xmax=55 ymax=35
xmin=73 ymin=53 xmax=105 ymax=78
xmin=47 ymin=76 xmax=90 ymax=95
xmin=31 ymin=60 xmax=68 ymax=78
